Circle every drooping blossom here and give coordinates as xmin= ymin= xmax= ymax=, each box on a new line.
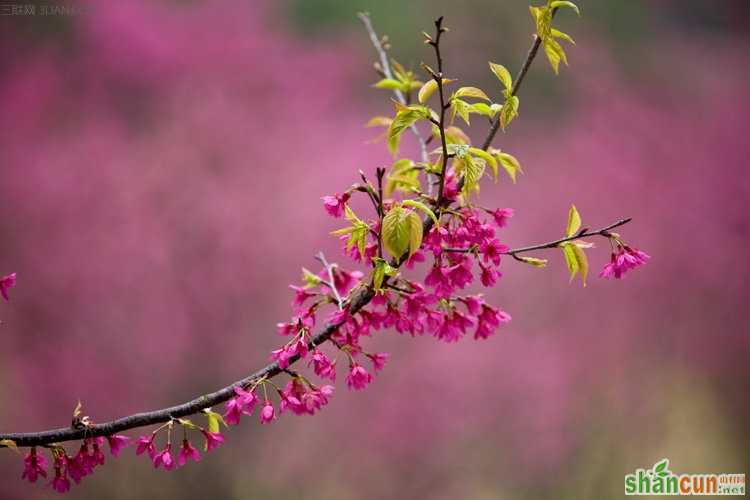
xmin=1 ymin=272 xmax=16 ymax=301
xmin=321 ymin=192 xmax=350 ymax=218
xmin=224 ymin=385 xmax=259 ymax=425
xmin=152 ymin=445 xmax=175 ymax=470
xmin=599 ymin=246 xmax=650 ymax=279
xmin=135 ymin=434 xmax=156 ymax=459
xmin=309 ymin=349 xmax=336 ymax=381
xmin=50 ymin=455 xmax=70 ymax=493
xmin=475 ymin=304 xmax=511 ymax=340
xmin=367 ymin=352 xmax=389 ymax=372
xmin=489 ymin=208 xmax=514 ymax=228
xmin=202 ymin=431 xmax=225 ymax=452
xmin=177 ymin=439 xmax=201 ymax=467
xmin=345 ymin=363 xmax=373 ymax=391
xmin=21 ymin=449 xmax=47 ymax=483
xmin=259 ymin=400 xmax=275 ymax=424
xmin=106 ymin=435 xmax=130 ymax=457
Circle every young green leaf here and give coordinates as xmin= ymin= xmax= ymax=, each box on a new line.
xmin=550 ymin=1 xmax=580 ymax=16
xmin=493 ymin=150 xmax=523 ymax=183
xmin=561 ymin=242 xmax=579 ymax=282
xmin=382 ymin=206 xmax=423 ymax=261
xmin=417 ymin=79 xmax=438 ymax=104
xmin=366 ymin=116 xmax=392 ymax=128
xmin=457 ymin=155 xmax=485 ymax=200
xmin=471 ymin=102 xmax=495 ymax=118
xmin=468 ymin=147 xmax=498 ymax=180
xmin=371 ymin=257 xmax=397 ymax=291
xmin=402 ymin=199 xmax=439 ymax=226
xmin=500 ymin=95 xmax=520 ymax=130
xmin=301 ymin=267 xmax=322 ymax=289
xmin=551 ymin=28 xmax=576 ymax=45
xmin=0 ymin=439 xmax=19 ymax=453
xmin=385 ymin=159 xmax=421 ymax=196
xmin=203 ymin=409 xmax=226 ymax=434
xmin=373 ymin=78 xmax=405 ymax=91
xmin=453 ymin=87 xmax=490 ymax=101
xmin=517 ymin=256 xmax=548 ymax=267
xmin=543 ymin=37 xmax=568 ymax=75
xmin=488 ymin=62 xmax=513 ymax=92
xmin=572 ymin=243 xmax=589 ymax=286
xmin=387 ymin=107 xmax=427 ymax=155
xmin=566 ymin=204 xmax=581 ymax=237
xmin=450 ymin=98 xmax=472 ymax=125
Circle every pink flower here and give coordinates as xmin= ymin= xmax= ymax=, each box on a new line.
xmin=490 ymin=208 xmax=514 ymax=228
xmin=177 ymin=439 xmax=200 ymax=467
xmin=259 ymin=400 xmax=275 ymax=424
xmin=152 ymin=445 xmax=174 ymax=470
xmin=51 ymin=465 xmax=70 ymax=493
xmin=322 ymin=192 xmax=350 ymax=218
xmin=600 ymin=246 xmax=650 ymax=279
xmin=425 ymin=264 xmax=453 ymax=298
xmin=106 ymin=434 xmax=130 ymax=457
xmin=202 ymin=431 xmax=225 ymax=452
xmin=479 ymin=238 xmax=507 ymax=267
xmin=461 ymin=295 xmax=484 ymax=315
xmin=448 ymin=259 xmax=473 ymax=289
xmin=289 ymin=285 xmax=316 ymax=308
xmin=0 ymin=272 xmax=16 ymax=301
xmin=135 ymin=434 xmax=156 ymax=459
xmin=276 ymin=321 xmax=296 ymax=336
xmin=346 ymin=363 xmax=373 ymax=391
xmin=475 ymin=304 xmax=511 ymax=340
xmin=480 ymin=265 xmax=499 ymax=287
xmin=367 ymin=352 xmax=389 ymax=372
xmin=21 ymin=449 xmax=47 ymax=483
xmin=228 ymin=385 xmax=259 ymax=424
xmin=309 ymin=349 xmax=336 ymax=381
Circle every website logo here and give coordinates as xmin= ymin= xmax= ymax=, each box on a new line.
xmin=625 ymin=459 xmax=745 ymax=496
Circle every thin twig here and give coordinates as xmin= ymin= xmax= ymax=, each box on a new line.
xmin=428 ymin=17 xmax=451 ymax=208
xmin=358 ymin=12 xmax=431 ymax=170
xmin=315 ymin=252 xmax=344 ymax=310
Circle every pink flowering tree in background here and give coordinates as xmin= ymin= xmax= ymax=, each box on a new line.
xmin=0 ymin=1 xmax=650 ymax=494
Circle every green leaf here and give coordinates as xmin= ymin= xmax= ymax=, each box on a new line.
xmin=373 ymin=78 xmax=405 ymax=91
xmin=365 ymin=116 xmax=392 ymax=128
xmin=177 ymin=418 xmax=198 ymax=430
xmin=471 ymin=102 xmax=494 ymax=117
xmin=543 ymin=37 xmax=568 ymax=74
xmin=371 ymin=257 xmax=397 ymax=291
xmin=468 ymin=147 xmax=498 ymax=180
xmin=204 ymin=410 xmax=221 ymax=434
xmin=550 ymin=0 xmax=580 ymax=16
xmin=571 ymin=243 xmax=589 ymax=286
xmin=385 ymin=159 xmax=421 ymax=196
xmin=489 ymin=62 xmax=513 ymax=91
xmin=387 ymin=108 xmax=426 ymax=156
xmin=0 ymin=439 xmax=19 ymax=453
xmin=453 ymin=86 xmax=490 ymax=101
xmin=566 ymin=204 xmax=581 ymax=237
xmin=529 ymin=5 xmax=553 ymax=39
xmin=551 ymin=28 xmax=576 ymax=45
xmin=301 ymin=267 xmax=322 ymax=289
xmin=457 ymin=155 xmax=485 ymax=201
xmin=382 ymin=206 xmax=423 ymax=261
xmin=402 ymin=199 xmax=439 ymax=226
xmin=495 ymin=150 xmax=523 ymax=183
xmin=444 ymin=126 xmax=471 ymax=145
xmin=500 ymin=95 xmax=520 ymax=130
xmin=518 ymin=256 xmax=548 ymax=267
xmin=417 ymin=79 xmax=438 ymax=104
xmin=451 ymin=98 xmax=472 ymax=125
xmin=561 ymin=243 xmax=579 ymax=282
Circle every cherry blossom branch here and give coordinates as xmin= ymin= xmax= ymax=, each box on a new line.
xmin=0 ymin=285 xmax=375 ymax=448
xmin=315 ymin=252 xmax=343 ymax=309
xmin=426 ymin=17 xmax=451 ymax=207
xmin=480 ymin=9 xmax=557 ymax=151
xmin=443 ymin=218 xmax=632 ymax=257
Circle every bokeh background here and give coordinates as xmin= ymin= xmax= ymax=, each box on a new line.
xmin=1 ymin=1 xmax=748 ymax=498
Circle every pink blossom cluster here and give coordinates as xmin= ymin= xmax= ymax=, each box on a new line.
xmin=599 ymin=244 xmax=650 ymax=279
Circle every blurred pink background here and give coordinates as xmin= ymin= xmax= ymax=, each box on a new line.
xmin=1 ymin=1 xmax=748 ymax=498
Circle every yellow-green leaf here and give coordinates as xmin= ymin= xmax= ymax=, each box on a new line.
xmin=387 ymin=108 xmax=426 ymax=155
xmin=551 ymin=28 xmax=575 ymax=45
xmin=489 ymin=62 xmax=513 ymax=92
xmin=566 ymin=204 xmax=581 ymax=237
xmin=301 ymin=267 xmax=322 ymax=289
xmin=517 ymin=256 xmax=548 ymax=267
xmin=382 ymin=206 xmax=423 ymax=261
xmin=543 ymin=37 xmax=568 ymax=74
xmin=561 ymin=243 xmax=579 ymax=282
xmin=366 ymin=116 xmax=392 ymax=128
xmin=495 ymin=150 xmax=523 ymax=183
xmin=500 ymin=95 xmax=520 ymax=130
xmin=374 ymin=78 xmax=405 ymax=91
xmin=0 ymin=439 xmax=19 ymax=453
xmin=451 ymin=98 xmax=472 ymax=125
xmin=468 ymin=147 xmax=498 ymax=180
xmin=550 ymin=1 xmax=580 ymax=16
xmin=417 ymin=79 xmax=438 ymax=104
xmin=444 ymin=126 xmax=471 ymax=145
xmin=456 ymin=155 xmax=485 ymax=201
xmin=402 ymin=199 xmax=439 ymax=226
xmin=453 ymin=86 xmax=490 ymax=101
xmin=571 ymin=243 xmax=589 ymax=286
